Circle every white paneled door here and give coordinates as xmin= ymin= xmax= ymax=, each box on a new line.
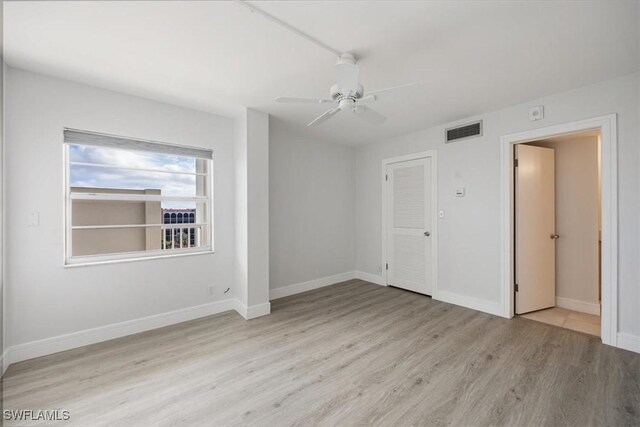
xmin=386 ymin=157 xmax=433 ymax=295
xmin=515 ymin=144 xmax=556 ymax=314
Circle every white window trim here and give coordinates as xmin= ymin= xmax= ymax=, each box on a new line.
xmin=63 ymin=135 xmax=215 ymax=267
xmin=64 ymin=247 xmax=215 ymax=268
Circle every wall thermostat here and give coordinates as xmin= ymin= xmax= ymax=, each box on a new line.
xmin=529 ymin=105 xmax=544 ymax=121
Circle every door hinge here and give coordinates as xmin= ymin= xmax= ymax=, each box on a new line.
xmin=515 ymin=283 xmax=519 ymax=292
xmin=386 ymin=263 xmax=388 ymax=270
xmin=514 ymin=159 xmax=519 ymax=167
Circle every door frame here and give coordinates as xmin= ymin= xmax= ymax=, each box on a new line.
xmin=381 ymin=150 xmax=438 ymax=296
xmin=500 ymin=114 xmax=617 ymax=346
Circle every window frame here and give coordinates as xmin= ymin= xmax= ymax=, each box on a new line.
xmin=63 ymin=131 xmax=215 ymax=267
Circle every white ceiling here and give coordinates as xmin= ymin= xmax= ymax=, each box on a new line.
xmin=5 ymin=1 xmax=639 ymax=145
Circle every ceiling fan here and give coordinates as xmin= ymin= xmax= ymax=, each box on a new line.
xmin=275 ymin=53 xmax=416 ymax=126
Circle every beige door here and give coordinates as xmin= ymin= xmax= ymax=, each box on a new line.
xmin=386 ymin=157 xmax=433 ymax=295
xmin=515 ymin=144 xmax=556 ymax=314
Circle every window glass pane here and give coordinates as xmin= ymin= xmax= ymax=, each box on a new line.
xmin=66 ymin=142 xmax=211 ymax=261
xmin=72 ymin=226 xmax=161 ymax=257
xmin=161 ymin=225 xmax=206 ymax=251
xmin=72 ymin=198 xmax=161 ymax=227
xmin=69 ymin=165 xmax=199 ymax=197
xmin=70 ymin=198 xmax=208 ymax=256
xmin=72 ymin=200 xmax=204 ymax=227
xmin=72 ymin=225 xmax=207 ymax=257
xmin=68 ymin=143 xmax=210 ymax=197
xmin=69 ymin=144 xmax=197 ymax=173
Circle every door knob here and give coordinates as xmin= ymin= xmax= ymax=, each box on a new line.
xmin=424 ymin=231 xmax=430 ymax=237
xmin=550 ymin=234 xmax=560 ymax=239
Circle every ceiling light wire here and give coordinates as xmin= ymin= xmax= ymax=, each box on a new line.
xmin=234 ymin=0 xmax=342 ymax=58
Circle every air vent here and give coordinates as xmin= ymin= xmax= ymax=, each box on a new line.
xmin=445 ymin=120 xmax=482 ymax=143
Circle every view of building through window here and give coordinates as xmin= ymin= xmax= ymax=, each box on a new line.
xmin=162 ymin=208 xmax=197 ymax=249
xmin=64 ymin=132 xmax=212 ymax=264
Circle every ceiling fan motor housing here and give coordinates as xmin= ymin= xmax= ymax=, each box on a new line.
xmin=330 ymin=83 xmax=364 ymax=102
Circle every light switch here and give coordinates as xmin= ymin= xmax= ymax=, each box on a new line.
xmin=456 ymin=187 xmax=465 ymax=197
xmin=439 ymin=210 xmax=444 ymax=218
xmin=27 ymin=212 xmax=40 ymax=227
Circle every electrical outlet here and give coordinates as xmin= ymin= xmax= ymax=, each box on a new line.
xmin=207 ymin=286 xmax=214 ymax=295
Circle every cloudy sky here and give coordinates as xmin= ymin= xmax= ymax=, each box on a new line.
xmin=69 ymin=144 xmax=200 ymax=208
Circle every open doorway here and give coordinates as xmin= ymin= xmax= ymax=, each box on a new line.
xmin=501 ymin=115 xmax=617 ymax=346
xmin=514 ymin=130 xmax=601 ymax=337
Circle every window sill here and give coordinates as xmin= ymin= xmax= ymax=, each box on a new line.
xmin=64 ymin=248 xmax=214 ymax=268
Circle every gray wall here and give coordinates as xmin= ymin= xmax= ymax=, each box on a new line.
xmin=233 ymin=108 xmax=271 ymax=310
xmin=269 ymin=123 xmax=355 ymax=289
xmin=5 ymin=67 xmax=235 ymax=347
xmin=355 ymin=72 xmax=639 ymax=337
xmin=1 ymin=2 xmax=4 ymax=372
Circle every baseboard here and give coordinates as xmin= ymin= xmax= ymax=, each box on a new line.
xmin=233 ymin=300 xmax=271 ymax=320
xmin=617 ymin=333 xmax=640 ymax=353
xmin=355 ymin=271 xmax=386 ymax=286
xmin=556 ymin=296 xmax=600 ymax=315
xmin=269 ymin=271 xmax=356 ymax=300
xmin=7 ymin=298 xmax=237 ymax=366
xmin=434 ymin=290 xmax=504 ymax=318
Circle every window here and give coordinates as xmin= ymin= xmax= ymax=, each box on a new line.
xmin=64 ymin=129 xmax=213 ymax=265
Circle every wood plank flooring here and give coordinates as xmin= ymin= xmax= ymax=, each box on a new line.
xmin=2 ymin=280 xmax=639 ymax=426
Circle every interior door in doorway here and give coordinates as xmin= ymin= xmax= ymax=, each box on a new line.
xmin=386 ymin=157 xmax=433 ymax=295
xmin=515 ymin=144 xmax=556 ymax=314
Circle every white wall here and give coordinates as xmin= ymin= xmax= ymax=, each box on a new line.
xmin=528 ymin=136 xmax=600 ymax=307
xmin=1 ymin=2 xmax=5 ymax=367
xmin=246 ymin=109 xmax=270 ymax=308
xmin=233 ymin=112 xmax=249 ymax=307
xmin=4 ymin=66 xmax=638 ymax=356
xmin=355 ymin=73 xmax=639 ymax=337
xmin=1 ymin=56 xmax=5 ymax=368
xmin=5 ymin=68 xmax=236 ymax=347
xmin=234 ymin=108 xmax=270 ymax=314
xmin=269 ymin=124 xmax=355 ymax=289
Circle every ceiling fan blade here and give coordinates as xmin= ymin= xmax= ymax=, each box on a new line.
xmin=355 ymin=94 xmax=377 ymax=105
xmin=275 ymin=96 xmax=334 ymax=104
xmin=335 ymin=59 xmax=360 ymax=92
xmin=353 ymin=105 xmax=387 ymax=124
xmin=307 ymin=108 xmax=342 ymax=126
xmin=366 ymin=83 xmax=418 ymax=100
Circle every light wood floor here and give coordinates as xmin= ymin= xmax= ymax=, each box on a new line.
xmin=2 ymin=280 xmax=639 ymax=426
